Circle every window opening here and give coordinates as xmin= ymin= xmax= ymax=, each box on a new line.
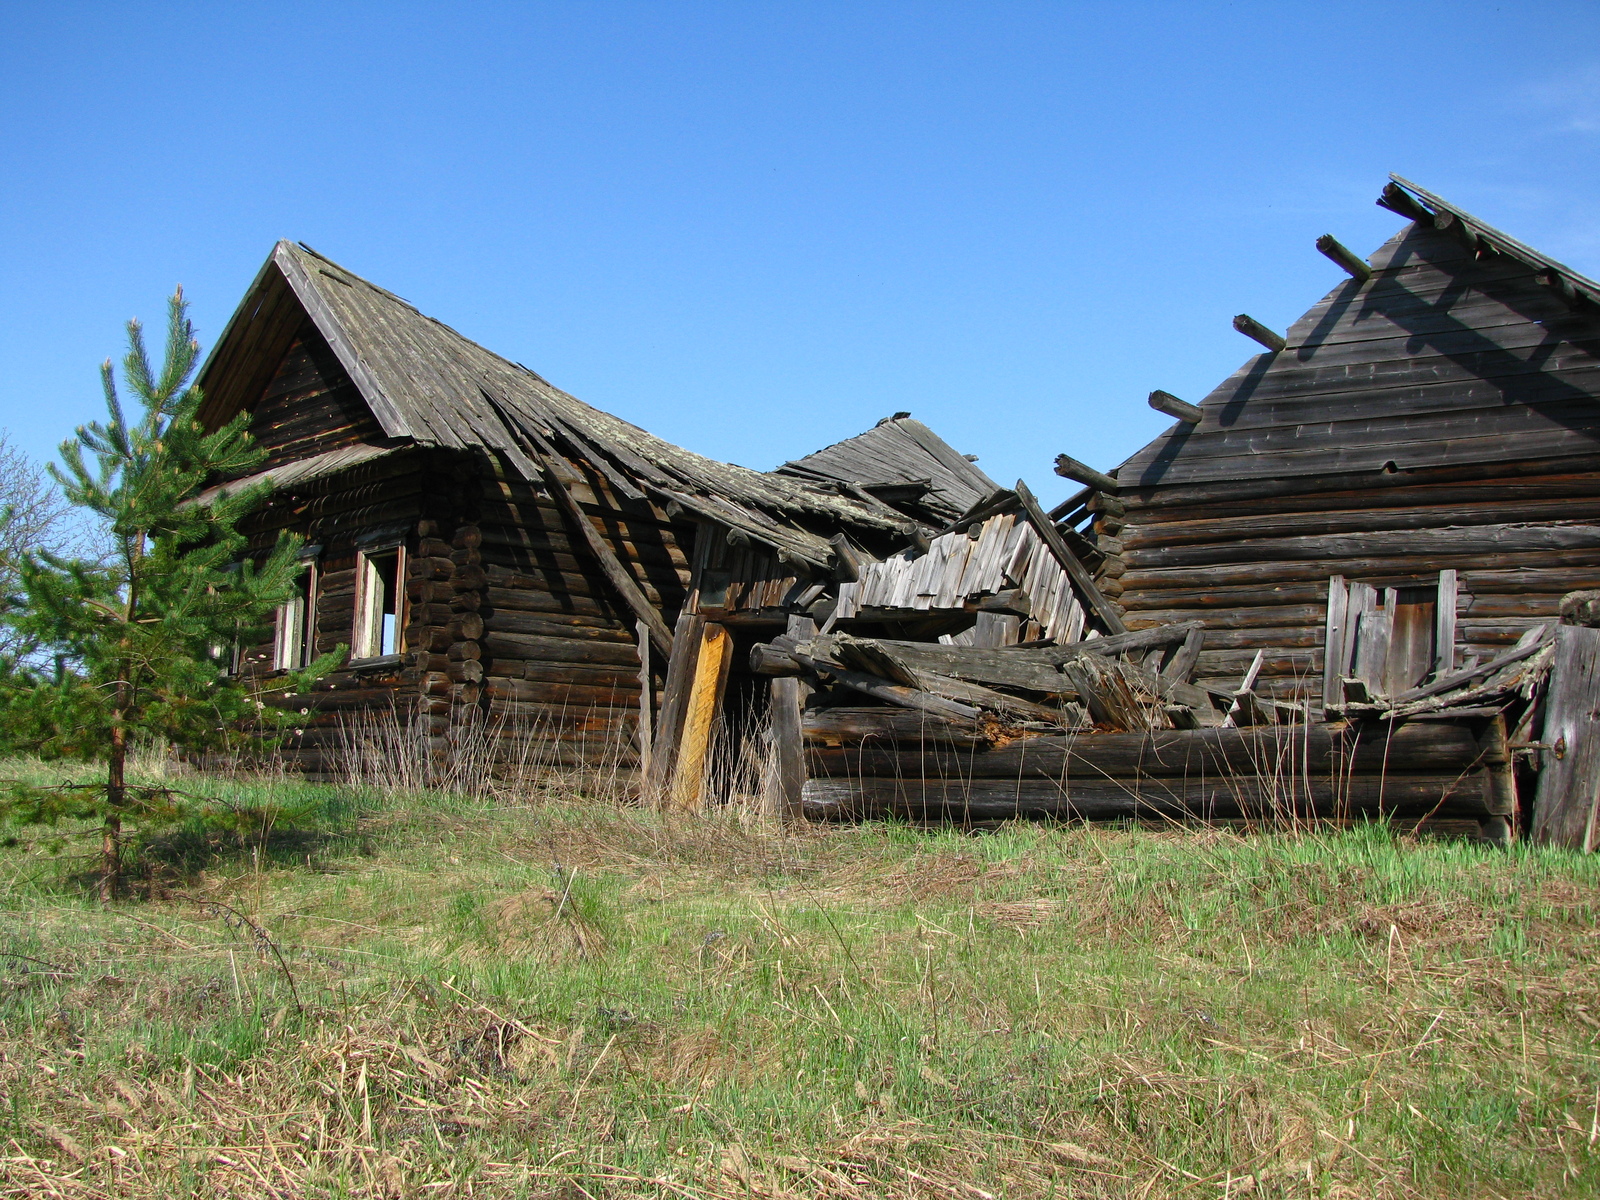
xmin=1324 ymin=569 xmax=1458 ymax=710
xmin=355 ymin=548 xmax=405 ymax=659
xmin=274 ymin=561 xmax=319 ymax=670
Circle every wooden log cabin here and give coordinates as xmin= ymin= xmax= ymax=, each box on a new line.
xmin=1095 ymin=175 xmax=1600 ymax=710
xmin=779 ymin=176 xmax=1600 ymax=842
xmin=195 ymin=241 xmax=1002 ymax=778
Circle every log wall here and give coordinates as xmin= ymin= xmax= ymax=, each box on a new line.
xmin=1105 ymin=218 xmax=1600 ymax=703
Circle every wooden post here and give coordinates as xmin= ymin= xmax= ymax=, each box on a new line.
xmin=763 ymin=614 xmax=814 ymax=821
xmin=635 ymin=617 xmax=653 ymax=780
xmin=644 ymin=610 xmax=705 ymax=805
xmin=667 ymin=622 xmax=733 ymax=814
xmin=1322 ymin=575 xmax=1349 ymax=716
xmin=1530 ymin=625 xmax=1600 ymax=850
xmin=1434 ymin=569 xmax=1458 ymax=677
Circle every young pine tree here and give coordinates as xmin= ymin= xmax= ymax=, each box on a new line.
xmin=6 ymin=289 xmax=335 ymax=900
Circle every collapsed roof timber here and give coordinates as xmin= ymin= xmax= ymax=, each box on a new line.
xmin=204 ymin=174 xmax=1600 ymax=850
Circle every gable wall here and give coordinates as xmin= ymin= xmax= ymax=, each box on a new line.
xmin=240 ymin=321 xmax=386 ymax=475
xmin=1111 ymin=221 xmax=1600 ymax=705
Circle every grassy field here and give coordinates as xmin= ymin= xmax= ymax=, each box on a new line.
xmin=0 ymin=759 xmax=1597 ymax=1198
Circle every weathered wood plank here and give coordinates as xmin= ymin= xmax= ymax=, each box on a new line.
xmin=1530 ymin=624 xmax=1600 ymax=850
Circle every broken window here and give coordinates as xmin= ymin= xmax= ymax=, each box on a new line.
xmin=273 ymin=556 xmax=319 ymax=671
xmin=1323 ymin=570 xmax=1457 ymax=709
xmin=354 ymin=546 xmax=405 ymax=659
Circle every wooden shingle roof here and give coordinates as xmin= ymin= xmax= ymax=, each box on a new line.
xmin=197 ymin=241 xmax=920 ymax=568
xmin=775 ymin=414 xmax=998 ymax=523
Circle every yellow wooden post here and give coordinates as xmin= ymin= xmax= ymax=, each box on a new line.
xmin=668 ymin=623 xmax=732 ymax=814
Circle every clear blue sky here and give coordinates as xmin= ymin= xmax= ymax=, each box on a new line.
xmin=4 ymin=2 xmax=1600 ymax=509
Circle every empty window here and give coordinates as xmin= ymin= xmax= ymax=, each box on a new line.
xmin=354 ymin=547 xmax=405 ymax=659
xmin=273 ymin=563 xmax=318 ymax=670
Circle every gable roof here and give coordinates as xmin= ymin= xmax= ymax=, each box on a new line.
xmin=197 ymin=241 xmax=922 ymax=568
xmin=1117 ymin=177 xmax=1600 ymax=489
xmin=774 ymin=414 xmax=998 ymax=524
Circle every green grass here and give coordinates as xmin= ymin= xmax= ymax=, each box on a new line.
xmin=0 ymin=757 xmax=1597 ymax=1197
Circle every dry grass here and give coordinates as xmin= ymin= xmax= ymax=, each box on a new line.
xmin=0 ymin=757 xmax=1597 ymax=1198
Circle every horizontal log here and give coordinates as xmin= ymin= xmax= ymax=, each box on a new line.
xmin=522 ymin=661 xmax=642 ymax=687
xmin=801 ymin=706 xmax=986 ymax=747
xmin=447 ymin=660 xmax=484 ymax=684
xmin=484 ymin=610 xmax=632 ymax=641
xmin=486 ymin=677 xmax=641 ymax=707
xmin=448 ymin=641 xmax=482 ymax=661
xmin=1120 ymin=547 xmax=1600 ymax=591
xmin=1124 ymin=523 xmax=1600 ymax=571
xmin=806 ymin=719 xmax=1485 ymax=779
xmin=449 ymin=612 xmax=485 ymax=641
xmin=802 ymin=773 xmax=1492 ymax=822
xmin=483 ymin=632 xmax=645 ymax=666
xmin=1120 ymin=496 xmax=1600 ymax=552
xmin=484 ymin=586 xmax=618 ymax=619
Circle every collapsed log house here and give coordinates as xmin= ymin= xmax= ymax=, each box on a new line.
xmin=199 ymin=240 xmax=1002 ymax=783
xmin=208 ymin=175 xmax=1600 ymax=847
xmin=754 ymin=177 xmax=1600 ymax=847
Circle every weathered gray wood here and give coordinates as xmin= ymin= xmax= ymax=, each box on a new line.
xmin=802 ymin=773 xmax=1492 ymax=822
xmin=1052 ymin=455 xmax=1119 ymax=494
xmin=790 ymin=646 xmax=982 ymax=723
xmin=1435 ymin=569 xmax=1458 ymax=676
xmin=805 ymin=720 xmax=1486 ymax=779
xmin=1322 ymin=576 xmax=1349 ymax=714
xmin=1148 ymin=390 xmax=1204 ymax=423
xmin=1233 ymin=313 xmax=1286 ymax=352
xmin=1392 ymin=624 xmax=1552 ymax=702
xmin=801 ymin=706 xmax=984 ymax=747
xmin=765 ymin=676 xmax=806 ymax=819
xmin=1015 ymin=479 xmax=1128 ymax=634
xmin=1315 ymin=234 xmax=1373 ymax=282
xmin=1165 ymin=625 xmax=1206 ymax=681
xmin=1531 ymin=624 xmax=1600 ymax=850
xmin=636 ymin=617 xmax=653 ymax=780
xmin=643 ymin=610 xmax=705 ymax=801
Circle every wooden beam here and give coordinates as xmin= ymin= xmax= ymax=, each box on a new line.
xmin=1047 ymin=486 xmax=1091 ymax=522
xmin=1232 ymin=314 xmax=1286 ymax=353
xmin=667 ymin=621 xmax=733 ymax=813
xmin=643 ymin=610 xmax=704 ymax=803
xmin=1315 ymin=234 xmax=1373 ymax=282
xmin=529 ymin=442 xmax=675 ymax=658
xmin=1147 ymin=390 xmax=1203 ymax=424
xmin=1053 ymin=455 xmax=1118 ymax=493
xmin=1015 ymin=480 xmax=1127 ymax=634
xmin=1376 ymin=181 xmax=1431 ymax=224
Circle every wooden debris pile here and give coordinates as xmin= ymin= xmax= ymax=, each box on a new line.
xmin=752 ymin=619 xmax=1304 ymax=746
xmin=1329 ymin=620 xmax=1556 ymax=721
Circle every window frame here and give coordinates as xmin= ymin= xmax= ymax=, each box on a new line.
xmin=352 ymin=543 xmax=407 ymax=661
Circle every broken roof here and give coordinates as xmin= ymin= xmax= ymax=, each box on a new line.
xmin=196 ymin=241 xmax=942 ymax=568
xmin=775 ymin=413 xmax=998 ymax=524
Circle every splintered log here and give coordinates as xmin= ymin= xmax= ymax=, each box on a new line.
xmin=1148 ymin=390 xmax=1204 ymax=424
xmin=1315 ymin=234 xmax=1373 ymax=282
xmin=1233 ymin=314 xmax=1287 ymax=353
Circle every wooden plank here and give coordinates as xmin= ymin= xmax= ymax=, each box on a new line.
xmin=1322 ymin=576 xmax=1349 ymax=714
xmin=1434 ymin=569 xmax=1458 ymax=677
xmin=1013 ymin=480 xmax=1127 ymax=634
xmin=667 ymin=622 xmax=733 ymax=814
xmin=636 ymin=618 xmax=653 ymax=780
xmin=1531 ymin=624 xmax=1600 ymax=850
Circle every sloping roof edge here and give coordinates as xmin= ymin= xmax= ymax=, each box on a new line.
xmin=1389 ymin=175 xmax=1600 ymax=304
